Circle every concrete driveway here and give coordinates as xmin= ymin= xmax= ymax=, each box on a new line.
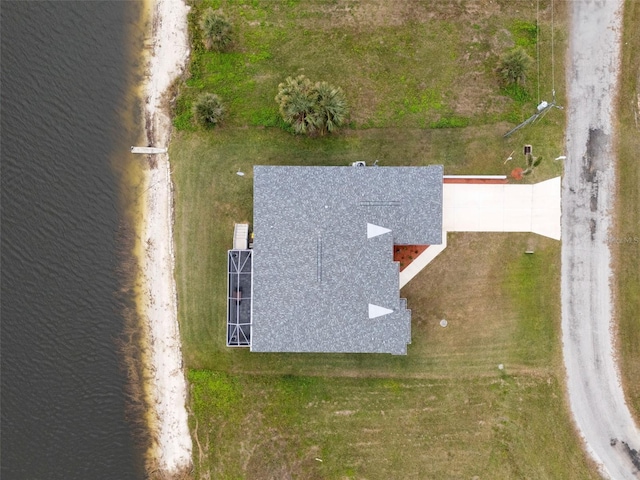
xmin=443 ymin=177 xmax=561 ymax=240
xmin=399 ymin=177 xmax=561 ymax=288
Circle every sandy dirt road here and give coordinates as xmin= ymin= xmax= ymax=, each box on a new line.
xmin=562 ymin=1 xmax=640 ymax=478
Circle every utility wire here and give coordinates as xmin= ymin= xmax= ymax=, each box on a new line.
xmin=536 ymin=0 xmax=541 ymax=105
xmin=551 ymin=0 xmax=556 ymax=100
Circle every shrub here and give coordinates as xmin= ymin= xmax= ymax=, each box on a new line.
xmin=200 ymin=9 xmax=232 ymax=52
xmin=193 ymin=93 xmax=225 ymax=127
xmin=313 ymin=81 xmax=349 ymax=134
xmin=498 ymin=47 xmax=533 ymax=86
xmin=275 ymin=75 xmax=348 ymax=136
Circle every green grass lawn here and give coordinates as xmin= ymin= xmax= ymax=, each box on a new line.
xmin=189 ymin=371 xmax=595 ymax=479
xmin=614 ymin=0 xmax=640 ymax=422
xmin=176 ymin=0 xmax=566 ymax=132
xmin=171 ymin=128 xmax=562 ymax=370
xmin=168 ymin=0 xmax=601 ymax=478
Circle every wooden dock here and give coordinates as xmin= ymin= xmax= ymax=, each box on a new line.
xmin=130 ymin=146 xmax=167 ymax=154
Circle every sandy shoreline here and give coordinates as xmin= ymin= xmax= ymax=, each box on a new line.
xmin=139 ymin=0 xmax=192 ymax=475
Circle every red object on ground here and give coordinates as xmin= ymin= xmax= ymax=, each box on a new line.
xmin=510 ymin=168 xmax=524 ymax=180
xmin=394 ymin=245 xmax=429 ymax=272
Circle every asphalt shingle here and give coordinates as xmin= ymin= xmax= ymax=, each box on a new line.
xmin=251 ymin=165 xmax=443 ymax=354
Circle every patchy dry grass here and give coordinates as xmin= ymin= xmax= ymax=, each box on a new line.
xmin=614 ymin=0 xmax=640 ymax=422
xmin=171 ymin=126 xmax=595 ymax=475
xmin=169 ymin=0 xmax=600 ymax=478
xmin=188 ymin=371 xmax=598 ymax=479
xmin=176 ymin=0 xmax=566 ymax=131
xmin=171 ymin=127 xmax=562 ymax=370
xmin=405 ymin=232 xmax=561 ymax=373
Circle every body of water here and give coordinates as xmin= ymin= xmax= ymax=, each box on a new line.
xmin=2 ymin=2 xmax=146 ymax=478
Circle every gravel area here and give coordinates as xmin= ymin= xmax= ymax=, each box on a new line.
xmin=562 ymin=1 xmax=640 ymax=478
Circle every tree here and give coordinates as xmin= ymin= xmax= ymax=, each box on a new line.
xmin=275 ymin=75 xmax=348 ymax=136
xmin=275 ymin=75 xmax=317 ymax=135
xmin=193 ymin=93 xmax=225 ymax=127
xmin=498 ymin=47 xmax=533 ymax=86
xmin=200 ymin=9 xmax=232 ymax=52
xmin=313 ymin=81 xmax=348 ymax=134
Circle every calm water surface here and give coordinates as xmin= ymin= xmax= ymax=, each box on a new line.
xmin=2 ymin=1 xmax=146 ymax=478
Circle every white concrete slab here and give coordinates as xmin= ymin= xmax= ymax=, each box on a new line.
xmin=443 ymin=177 xmax=561 ymax=240
xmin=531 ymin=177 xmax=562 ymax=240
xmin=400 ymin=177 xmax=561 ymax=288
xmin=399 ymin=230 xmax=447 ymax=289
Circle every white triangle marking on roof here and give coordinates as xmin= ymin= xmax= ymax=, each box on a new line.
xmin=368 ymin=304 xmax=394 ymax=319
xmin=367 ymin=223 xmax=392 ymax=239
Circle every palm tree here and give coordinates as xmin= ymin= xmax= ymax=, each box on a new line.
xmin=313 ymin=81 xmax=348 ymax=135
xmin=275 ymin=76 xmax=316 ymax=135
xmin=498 ymin=47 xmax=533 ymax=86
xmin=200 ymin=9 xmax=232 ymax=52
xmin=193 ymin=93 xmax=225 ymax=127
xmin=275 ymin=75 xmax=348 ymax=136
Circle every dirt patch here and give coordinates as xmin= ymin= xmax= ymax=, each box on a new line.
xmin=510 ymin=167 xmax=524 ymax=180
xmin=452 ymin=77 xmax=501 ymax=116
xmin=582 ymin=127 xmax=608 ymax=183
xmin=299 ymin=1 xmax=448 ymax=29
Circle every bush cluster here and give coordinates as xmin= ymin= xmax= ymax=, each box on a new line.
xmin=498 ymin=46 xmax=533 ymax=86
xmin=191 ymin=12 xmax=349 ymax=136
xmin=193 ymin=93 xmax=225 ymax=127
xmin=200 ymin=9 xmax=232 ymax=52
xmin=275 ymin=75 xmax=349 ymax=136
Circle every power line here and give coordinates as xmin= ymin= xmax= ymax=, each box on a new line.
xmin=536 ymin=0 xmax=541 ymax=104
xmin=503 ymin=100 xmax=563 ymax=138
xmin=551 ymin=0 xmax=556 ymax=99
xmin=504 ymin=0 xmax=563 ymax=137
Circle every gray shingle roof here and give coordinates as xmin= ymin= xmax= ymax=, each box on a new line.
xmin=251 ymin=165 xmax=443 ymax=354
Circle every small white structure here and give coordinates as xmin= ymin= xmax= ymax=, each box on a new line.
xmin=233 ymin=224 xmax=250 ymax=250
xmin=130 ymin=146 xmax=167 ymax=154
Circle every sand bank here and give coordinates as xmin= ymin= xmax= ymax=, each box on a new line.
xmin=139 ymin=0 xmax=192 ymax=475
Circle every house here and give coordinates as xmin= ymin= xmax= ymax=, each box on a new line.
xmin=226 ymin=164 xmax=561 ymax=354
xmin=227 ymin=165 xmax=443 ymax=355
